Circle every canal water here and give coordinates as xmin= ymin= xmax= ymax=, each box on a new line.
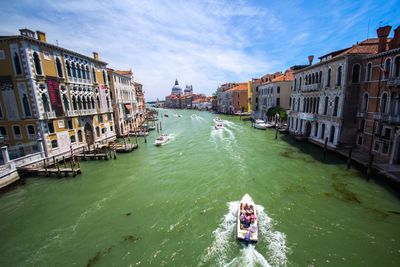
xmin=1 ymin=109 xmax=400 ymax=266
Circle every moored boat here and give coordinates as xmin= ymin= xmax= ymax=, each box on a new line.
xmin=154 ymin=134 xmax=169 ymax=146
xmin=253 ymin=119 xmax=273 ymax=130
xmin=237 ymin=194 xmax=258 ymax=243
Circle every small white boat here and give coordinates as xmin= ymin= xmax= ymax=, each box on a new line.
xmin=178 ymin=114 xmax=182 ymax=117
xmin=253 ymin=119 xmax=273 ymax=130
xmin=213 ymin=117 xmax=223 ymax=123
xmin=214 ymin=121 xmax=223 ymax=129
xmin=154 ymin=134 xmax=169 ymax=146
xmin=237 ymin=194 xmax=258 ymax=243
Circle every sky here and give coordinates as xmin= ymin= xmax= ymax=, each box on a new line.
xmin=0 ymin=0 xmax=399 ymax=101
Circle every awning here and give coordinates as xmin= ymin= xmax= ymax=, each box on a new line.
xmin=124 ymin=104 xmax=132 ymax=111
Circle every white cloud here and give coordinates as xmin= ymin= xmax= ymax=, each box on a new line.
xmin=0 ymin=0 xmax=279 ymax=100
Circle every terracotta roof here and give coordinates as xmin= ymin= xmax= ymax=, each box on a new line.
xmin=225 ymin=83 xmax=248 ymax=92
xmin=114 ymin=69 xmax=133 ymax=76
xmin=271 ymin=69 xmax=293 ymax=82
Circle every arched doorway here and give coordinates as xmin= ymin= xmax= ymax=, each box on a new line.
xmin=84 ymin=123 xmax=94 ymax=146
xmin=330 ymin=126 xmax=335 ymax=143
xmin=305 ymin=121 xmax=312 ymax=137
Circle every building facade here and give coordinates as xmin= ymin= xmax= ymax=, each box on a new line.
xmin=134 ymin=82 xmax=146 ymax=126
xmin=0 ymin=28 xmax=115 ymax=161
xmin=355 ymin=25 xmax=400 ymax=165
xmin=289 ymin=39 xmax=380 ymax=148
xmin=107 ymin=69 xmax=137 ymax=137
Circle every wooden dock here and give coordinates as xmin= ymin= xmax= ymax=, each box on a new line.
xmin=18 ymin=157 xmax=82 ymax=177
xmin=115 ymin=143 xmax=138 ymax=153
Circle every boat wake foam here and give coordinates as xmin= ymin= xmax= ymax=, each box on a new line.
xmin=201 ymin=201 xmax=288 ymax=267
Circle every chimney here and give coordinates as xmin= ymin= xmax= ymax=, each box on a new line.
xmin=93 ymin=52 xmax=99 ymax=61
xmin=389 ymin=25 xmax=400 ymax=50
xmin=308 ymin=55 xmax=314 ymax=65
xmin=377 ymin=25 xmax=392 ymax=53
xmin=36 ymin=31 xmax=46 ymax=43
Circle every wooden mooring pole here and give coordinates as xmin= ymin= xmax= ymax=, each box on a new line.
xmin=323 ymin=137 xmax=328 ymax=159
xmin=366 ymin=155 xmax=374 ymax=181
xmin=275 ymin=126 xmax=279 ymax=140
xmin=347 ymin=147 xmax=353 ymax=170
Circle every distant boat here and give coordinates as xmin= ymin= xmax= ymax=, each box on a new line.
xmin=164 ymin=114 xmax=169 ymax=117
xmin=154 ymin=134 xmax=169 ymax=146
xmin=237 ymin=194 xmax=258 ymax=243
xmin=253 ymin=119 xmax=273 ymax=130
xmin=214 ymin=121 xmax=223 ymax=129
xmin=178 ymin=114 xmax=182 ymax=117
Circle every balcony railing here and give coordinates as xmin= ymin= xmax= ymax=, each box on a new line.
xmin=388 ymin=115 xmax=400 ymax=124
xmin=42 ymin=111 xmax=56 ymax=119
xmin=66 ymin=110 xmax=80 ymax=117
xmin=387 ymin=77 xmax=400 ymax=87
xmin=302 ymin=83 xmax=322 ymax=92
xmin=356 ymin=111 xmax=366 ymax=118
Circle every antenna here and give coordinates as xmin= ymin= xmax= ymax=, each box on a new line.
xmin=367 ymin=18 xmax=370 ymax=39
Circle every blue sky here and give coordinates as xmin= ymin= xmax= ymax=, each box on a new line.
xmin=0 ymin=0 xmax=399 ymax=100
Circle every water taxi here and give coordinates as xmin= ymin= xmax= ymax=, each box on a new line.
xmin=213 ymin=117 xmax=223 ymax=123
xmin=154 ymin=134 xmax=169 ymax=146
xmin=237 ymin=194 xmax=258 ymax=243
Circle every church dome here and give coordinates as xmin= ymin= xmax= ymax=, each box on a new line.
xmin=171 ymin=79 xmax=182 ymax=95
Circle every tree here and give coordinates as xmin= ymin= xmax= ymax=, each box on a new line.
xmin=266 ymin=106 xmax=288 ymax=121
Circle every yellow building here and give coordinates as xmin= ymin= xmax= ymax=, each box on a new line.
xmin=0 ymin=28 xmax=115 ymax=160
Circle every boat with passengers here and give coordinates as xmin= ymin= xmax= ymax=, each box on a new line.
xmin=237 ymin=194 xmax=258 ymax=243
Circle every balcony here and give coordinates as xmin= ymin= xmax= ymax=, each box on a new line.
xmin=388 ymin=115 xmax=400 ymax=124
xmin=302 ymin=83 xmax=322 ymax=92
xmin=387 ymin=78 xmax=400 ymax=87
xmin=356 ymin=111 xmax=366 ymax=118
xmin=42 ymin=111 xmax=56 ymax=119
xmin=373 ymin=112 xmax=382 ymax=120
xmin=66 ymin=110 xmax=80 ymax=117
xmin=80 ymin=109 xmax=97 ymax=116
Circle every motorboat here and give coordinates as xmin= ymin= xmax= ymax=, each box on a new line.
xmin=214 ymin=121 xmax=223 ymax=129
xmin=253 ymin=119 xmax=273 ymax=130
xmin=237 ymin=194 xmax=258 ymax=243
xmin=178 ymin=114 xmax=182 ymax=117
xmin=154 ymin=134 xmax=169 ymax=146
xmin=164 ymin=114 xmax=169 ymax=117
xmin=213 ymin=117 xmax=223 ymax=123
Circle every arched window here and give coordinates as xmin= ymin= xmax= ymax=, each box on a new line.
xmin=362 ymin=93 xmax=369 ymax=112
xmin=302 ymin=98 xmax=306 ymax=112
xmin=77 ymin=96 xmax=82 ymax=110
xmin=72 ymin=63 xmax=77 ymax=78
xmin=315 ymin=72 xmax=319 ymax=84
xmin=103 ymin=70 xmax=107 ymax=84
xmin=333 ymin=96 xmax=339 ymax=116
xmin=321 ymin=123 xmax=325 ymax=139
xmin=87 ymin=97 xmax=91 ymax=109
xmin=366 ymin=62 xmax=372 ymax=81
xmin=33 ymin=52 xmax=42 ymax=75
xmin=72 ymin=95 xmax=77 ymax=110
xmin=14 ymin=52 xmax=22 ymax=74
xmin=77 ymin=130 xmax=83 ymax=142
xmin=330 ymin=126 xmax=335 ymax=143
xmin=106 ymin=96 xmax=110 ymax=109
xmin=91 ymin=97 xmax=95 ymax=109
xmin=312 ymin=73 xmax=315 ymax=84
xmin=297 ymin=98 xmax=300 ymax=111
xmin=319 ymin=71 xmax=322 ymax=83
xmin=327 ymin=68 xmax=331 ymax=87
xmin=70 ymin=135 xmax=76 ymax=143
xmin=316 ymin=97 xmax=320 ymax=114
xmin=390 ymin=92 xmax=399 ymax=115
xmin=77 ymin=64 xmax=82 ymax=79
xmin=51 ymin=140 xmax=58 ymax=148
xmin=294 ymin=78 xmax=297 ymax=90
xmin=63 ymin=94 xmax=69 ymax=111
xmin=97 ymin=96 xmax=101 ymax=109
xmin=22 ymin=94 xmax=31 ymax=117
xmin=96 ymin=126 xmax=100 ymax=137
xmin=42 ymin=93 xmax=50 ymax=112
xmin=82 ymin=96 xmax=87 ymax=109
xmin=395 ymin=57 xmax=400 ymax=78
xmin=324 ymin=96 xmax=329 ymax=115
xmin=92 ymin=68 xmax=97 ymax=82
xmin=56 ymin=58 xmax=63 ymax=78
xmin=66 ymin=61 xmax=71 ymax=77
xmin=352 ymin=64 xmax=360 ymax=83
xmin=314 ymin=122 xmax=319 ymax=137
xmin=82 ymin=65 xmax=86 ymax=80
xmin=86 ymin=66 xmax=90 ymax=81
xmin=299 ymin=77 xmax=302 ymax=90
xmin=384 ymin=58 xmax=391 ymax=79
xmin=380 ymin=92 xmax=388 ymax=113
xmin=337 ymin=66 xmax=342 ymax=86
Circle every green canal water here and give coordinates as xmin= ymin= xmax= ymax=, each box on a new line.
xmin=1 ymin=109 xmax=400 ymax=266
